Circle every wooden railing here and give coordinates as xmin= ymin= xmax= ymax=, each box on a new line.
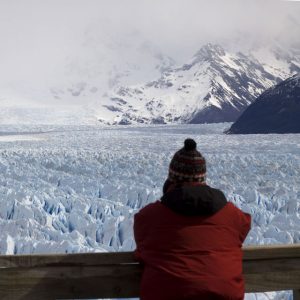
xmin=0 ymin=244 xmax=299 ymax=299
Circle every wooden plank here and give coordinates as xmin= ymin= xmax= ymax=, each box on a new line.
xmin=244 ymin=244 xmax=300 ymax=260
xmin=244 ymin=256 xmax=300 ymax=292
xmin=244 ymin=258 xmax=300 ymax=274
xmin=0 ymin=251 xmax=136 ymax=268
xmin=0 ymin=265 xmax=142 ymax=300
xmin=0 ymin=244 xmax=299 ymax=268
xmin=243 ymin=244 xmax=300 ymax=260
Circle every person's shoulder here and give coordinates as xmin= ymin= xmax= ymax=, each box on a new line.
xmin=135 ymin=201 xmax=163 ymax=218
xmin=226 ymin=201 xmax=250 ymax=216
xmin=225 ymin=202 xmax=251 ymax=241
xmin=225 ymin=202 xmax=252 ymax=226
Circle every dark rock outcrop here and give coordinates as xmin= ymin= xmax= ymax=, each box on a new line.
xmin=227 ymin=74 xmax=300 ymax=134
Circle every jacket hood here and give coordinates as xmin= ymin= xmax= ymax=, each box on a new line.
xmin=161 ymin=185 xmax=227 ymax=216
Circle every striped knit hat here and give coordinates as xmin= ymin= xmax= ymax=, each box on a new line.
xmin=168 ymin=139 xmax=206 ymax=183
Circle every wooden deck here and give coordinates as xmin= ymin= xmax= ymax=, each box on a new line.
xmin=0 ymin=244 xmax=299 ymax=299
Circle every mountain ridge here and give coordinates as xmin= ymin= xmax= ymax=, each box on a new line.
xmin=227 ymin=74 xmax=300 ymax=134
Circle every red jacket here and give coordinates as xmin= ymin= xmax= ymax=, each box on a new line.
xmin=134 ymin=184 xmax=251 ymax=300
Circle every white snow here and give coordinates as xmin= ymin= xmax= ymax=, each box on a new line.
xmin=251 ymin=48 xmax=291 ymax=80
xmin=221 ymin=53 xmax=241 ymax=70
xmin=0 ymin=123 xmax=299 ymax=300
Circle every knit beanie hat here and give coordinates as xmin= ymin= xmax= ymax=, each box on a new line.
xmin=167 ymin=138 xmax=206 ymax=184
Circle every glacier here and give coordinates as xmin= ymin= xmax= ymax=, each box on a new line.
xmin=0 ymin=123 xmax=299 ymax=300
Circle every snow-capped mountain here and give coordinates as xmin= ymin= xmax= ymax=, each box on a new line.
xmin=227 ymin=74 xmax=300 ymax=134
xmin=98 ymin=43 xmax=300 ymax=125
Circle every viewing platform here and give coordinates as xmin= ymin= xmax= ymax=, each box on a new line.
xmin=0 ymin=244 xmax=299 ymax=299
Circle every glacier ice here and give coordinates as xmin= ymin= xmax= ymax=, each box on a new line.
xmin=0 ymin=123 xmax=299 ymax=300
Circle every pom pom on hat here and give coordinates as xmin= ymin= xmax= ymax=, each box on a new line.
xmin=184 ymin=139 xmax=197 ymax=151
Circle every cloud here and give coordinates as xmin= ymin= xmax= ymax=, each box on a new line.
xmin=0 ymin=0 xmax=299 ymax=103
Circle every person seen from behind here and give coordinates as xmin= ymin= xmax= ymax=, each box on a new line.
xmin=134 ymin=138 xmax=251 ymax=300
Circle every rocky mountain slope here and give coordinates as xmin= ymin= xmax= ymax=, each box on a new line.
xmin=227 ymin=74 xmax=300 ymax=134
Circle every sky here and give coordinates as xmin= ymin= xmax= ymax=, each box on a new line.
xmin=0 ymin=0 xmax=299 ymax=105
